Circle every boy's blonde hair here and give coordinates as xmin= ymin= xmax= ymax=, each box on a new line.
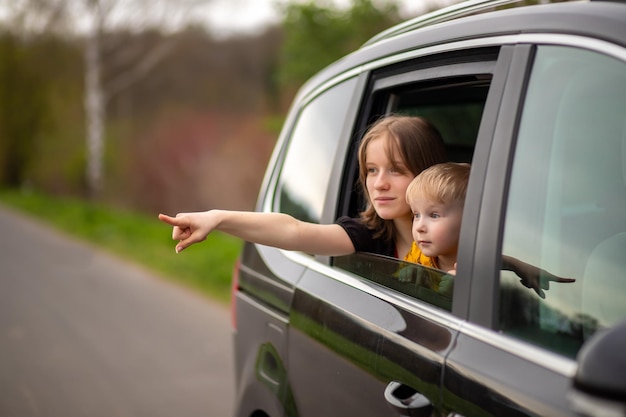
xmin=406 ymin=162 xmax=470 ymax=207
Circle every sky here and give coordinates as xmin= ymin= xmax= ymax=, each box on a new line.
xmin=0 ymin=0 xmax=460 ymax=38
xmin=0 ymin=0 xmax=459 ymax=38
xmin=196 ymin=0 xmax=459 ymax=38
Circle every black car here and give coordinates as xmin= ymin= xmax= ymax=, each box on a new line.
xmin=231 ymin=0 xmax=626 ymax=416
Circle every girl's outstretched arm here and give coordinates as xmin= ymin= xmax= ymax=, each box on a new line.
xmin=158 ymin=210 xmax=355 ymax=256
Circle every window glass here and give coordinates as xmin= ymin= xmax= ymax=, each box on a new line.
xmin=335 ymin=253 xmax=453 ymax=311
xmin=275 ymin=78 xmax=357 ymax=223
xmin=394 ymin=79 xmax=490 ymax=164
xmin=500 ymin=46 xmax=626 ymax=358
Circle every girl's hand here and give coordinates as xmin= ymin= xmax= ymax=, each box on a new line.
xmin=158 ymin=212 xmax=214 ymax=253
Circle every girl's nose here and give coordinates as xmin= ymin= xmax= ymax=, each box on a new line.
xmin=374 ymin=172 xmax=389 ymax=189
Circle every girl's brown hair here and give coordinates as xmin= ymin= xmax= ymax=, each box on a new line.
xmin=357 ymin=115 xmax=447 ymax=241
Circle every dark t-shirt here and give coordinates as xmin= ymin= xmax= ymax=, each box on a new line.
xmin=336 ymin=216 xmax=396 ymax=257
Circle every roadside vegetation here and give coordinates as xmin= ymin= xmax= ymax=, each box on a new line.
xmin=0 ymin=0 xmax=411 ymax=304
xmin=0 ymin=189 xmax=241 ymax=304
xmin=0 ymin=0 xmax=405 ymax=216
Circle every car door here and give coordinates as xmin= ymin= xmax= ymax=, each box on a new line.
xmin=442 ymin=39 xmax=626 ymax=416
xmin=286 ymin=45 xmax=510 ymax=417
xmin=233 ymin=66 xmax=366 ymax=417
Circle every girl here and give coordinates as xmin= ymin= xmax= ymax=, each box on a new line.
xmin=158 ymin=115 xmax=447 ymax=259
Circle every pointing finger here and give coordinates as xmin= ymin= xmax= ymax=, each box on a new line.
xmin=158 ymin=213 xmax=186 ymax=227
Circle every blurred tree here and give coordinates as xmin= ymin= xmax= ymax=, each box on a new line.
xmin=123 ymin=26 xmax=283 ymax=115
xmin=0 ymin=0 xmax=69 ymax=35
xmin=76 ymin=0 xmax=184 ymax=199
xmin=0 ymin=0 xmax=285 ymax=211
xmin=0 ymin=0 xmax=195 ymax=199
xmin=0 ymin=0 xmax=432 ymax=213
xmin=0 ymin=34 xmax=48 ymax=188
xmin=278 ymin=0 xmax=401 ymax=94
xmin=104 ymin=26 xmax=284 ymax=213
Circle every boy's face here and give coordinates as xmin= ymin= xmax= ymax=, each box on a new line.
xmin=409 ymin=197 xmax=463 ymax=260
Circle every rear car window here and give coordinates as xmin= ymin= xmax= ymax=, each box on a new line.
xmin=274 ymin=77 xmax=358 ymax=224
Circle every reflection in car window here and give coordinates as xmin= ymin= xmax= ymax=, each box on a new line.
xmin=500 ymin=46 xmax=626 ymax=358
xmin=275 ymin=78 xmax=358 ymax=223
xmin=394 ymin=79 xmax=490 ymax=164
xmin=334 ymin=253 xmax=453 ymax=311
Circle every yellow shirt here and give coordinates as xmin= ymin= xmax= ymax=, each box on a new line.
xmin=402 ymin=241 xmax=441 ymax=291
xmin=404 ymin=241 xmax=437 ymax=267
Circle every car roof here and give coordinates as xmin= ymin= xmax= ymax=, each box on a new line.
xmin=294 ymin=0 xmax=626 ymax=103
xmin=362 ymin=0 xmax=533 ymax=46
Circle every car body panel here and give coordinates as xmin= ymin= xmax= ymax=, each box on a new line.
xmin=443 ymin=322 xmax=577 ymax=417
xmin=288 ymin=263 xmax=461 ymax=416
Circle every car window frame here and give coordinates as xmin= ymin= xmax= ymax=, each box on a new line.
xmin=469 ymin=36 xmax=626 ymax=331
xmin=327 ymin=45 xmax=515 ymax=317
xmin=497 ymin=44 xmax=626 ymax=358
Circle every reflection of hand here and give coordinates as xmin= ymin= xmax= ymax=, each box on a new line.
xmin=503 ymin=256 xmax=576 ymax=299
xmin=439 ymin=274 xmax=454 ymax=298
xmin=519 ymin=270 xmax=576 ymax=299
xmin=396 ymin=266 xmax=415 ymax=283
xmin=394 ymin=266 xmax=433 ymax=288
xmin=434 ymin=263 xmax=456 ymax=298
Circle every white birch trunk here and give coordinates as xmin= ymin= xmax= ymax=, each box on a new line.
xmin=81 ymin=0 xmax=180 ymax=198
xmin=84 ymin=20 xmax=105 ymax=199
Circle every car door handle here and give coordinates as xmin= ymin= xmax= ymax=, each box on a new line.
xmin=384 ymin=381 xmax=432 ymax=417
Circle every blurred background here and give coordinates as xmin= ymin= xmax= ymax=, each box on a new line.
xmin=0 ymin=3 xmax=516 ymax=415
xmin=0 ymin=0 xmax=458 ymax=216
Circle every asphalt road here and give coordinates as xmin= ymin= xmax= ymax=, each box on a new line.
xmin=0 ymin=204 xmax=235 ymax=417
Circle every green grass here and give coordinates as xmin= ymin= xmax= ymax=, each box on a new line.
xmin=0 ymin=189 xmax=242 ymax=305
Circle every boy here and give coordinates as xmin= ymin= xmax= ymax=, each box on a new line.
xmin=402 ymin=162 xmax=470 ymax=292
xmin=400 ymin=162 xmax=573 ymax=298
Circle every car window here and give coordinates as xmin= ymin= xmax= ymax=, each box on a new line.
xmin=274 ymin=78 xmax=358 ymax=223
xmin=499 ymin=46 xmax=626 ymax=358
xmin=333 ymin=57 xmax=495 ymax=310
xmin=335 ymin=253 xmax=454 ymax=311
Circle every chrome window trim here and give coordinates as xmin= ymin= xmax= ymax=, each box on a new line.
xmin=458 ymin=320 xmax=578 ymax=376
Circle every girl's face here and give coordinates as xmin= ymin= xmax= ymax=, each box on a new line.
xmin=365 ymin=135 xmax=414 ymax=221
